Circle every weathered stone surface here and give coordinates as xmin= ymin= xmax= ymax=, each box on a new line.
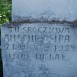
xmin=12 ymin=0 xmax=77 ymax=21
xmin=1 ymin=22 xmax=77 ymax=77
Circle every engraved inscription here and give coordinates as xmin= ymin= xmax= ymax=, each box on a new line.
xmin=2 ymin=24 xmax=76 ymax=61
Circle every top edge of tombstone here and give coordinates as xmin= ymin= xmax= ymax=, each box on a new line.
xmin=1 ymin=19 xmax=77 ymax=27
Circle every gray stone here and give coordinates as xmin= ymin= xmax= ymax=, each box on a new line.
xmin=1 ymin=22 xmax=77 ymax=77
xmin=12 ymin=0 xmax=77 ymax=21
xmin=2 ymin=0 xmax=77 ymax=77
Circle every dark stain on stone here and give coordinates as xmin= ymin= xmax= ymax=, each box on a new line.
xmin=2 ymin=18 xmax=77 ymax=28
xmin=10 ymin=19 xmax=77 ymax=25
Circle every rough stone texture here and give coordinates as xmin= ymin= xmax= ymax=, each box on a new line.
xmin=1 ymin=22 xmax=77 ymax=77
xmin=2 ymin=0 xmax=77 ymax=77
xmin=12 ymin=0 xmax=77 ymax=21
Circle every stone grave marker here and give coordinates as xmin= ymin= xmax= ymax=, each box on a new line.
xmin=1 ymin=0 xmax=77 ymax=77
xmin=12 ymin=0 xmax=77 ymax=21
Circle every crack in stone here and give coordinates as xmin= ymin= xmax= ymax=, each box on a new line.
xmin=10 ymin=19 xmax=77 ymax=25
xmin=2 ymin=19 xmax=77 ymax=27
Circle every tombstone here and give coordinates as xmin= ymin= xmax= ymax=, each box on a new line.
xmin=12 ymin=0 xmax=77 ymax=21
xmin=1 ymin=0 xmax=77 ymax=77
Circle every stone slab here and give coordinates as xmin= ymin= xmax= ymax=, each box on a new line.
xmin=12 ymin=0 xmax=77 ymax=21
xmin=1 ymin=23 xmax=77 ymax=77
